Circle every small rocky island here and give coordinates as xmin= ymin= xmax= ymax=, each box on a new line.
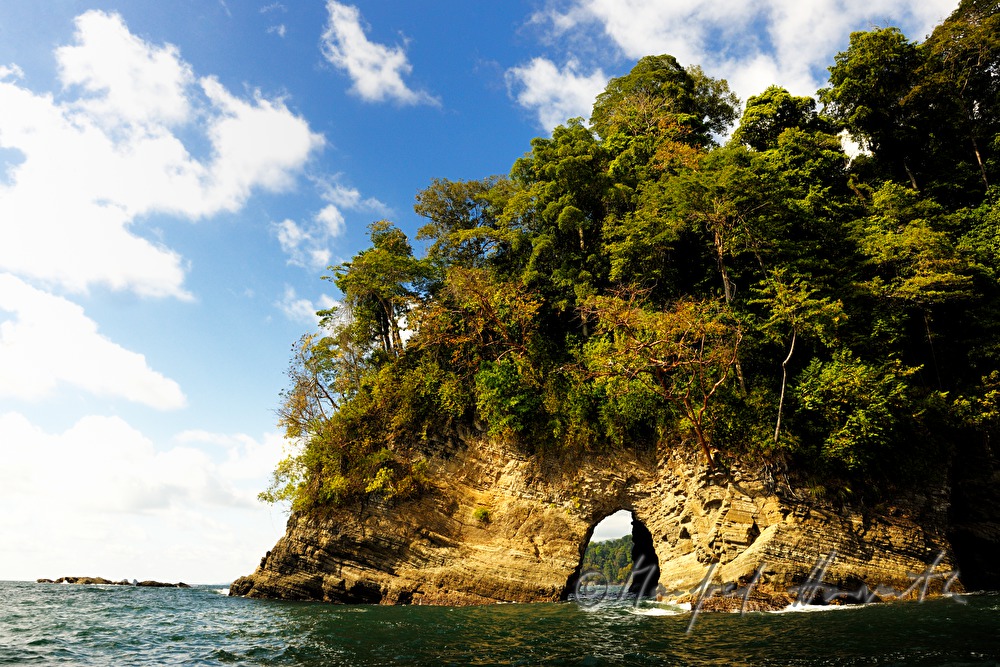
xmin=231 ymin=440 xmax=975 ymax=606
xmin=37 ymin=576 xmax=190 ymax=588
xmin=234 ymin=2 xmax=1000 ymax=609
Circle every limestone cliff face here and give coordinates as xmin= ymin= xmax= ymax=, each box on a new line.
xmin=231 ymin=435 xmax=960 ymax=604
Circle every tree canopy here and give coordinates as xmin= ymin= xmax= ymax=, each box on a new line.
xmin=263 ymin=9 xmax=1000 ymax=512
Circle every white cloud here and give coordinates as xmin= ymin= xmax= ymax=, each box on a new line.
xmin=316 ymin=204 xmax=346 ymax=237
xmin=316 ymin=179 xmax=391 ymax=215
xmin=0 ymin=10 xmax=323 ymax=298
xmin=520 ymin=0 xmax=956 ymax=126
xmin=273 ymin=178 xmax=387 ymax=269
xmin=0 ymin=273 xmax=185 ymax=409
xmin=591 ymin=509 xmax=633 ymax=542
xmin=0 ymin=64 xmax=24 ymax=80
xmin=321 ymin=1 xmax=439 ymax=106
xmin=506 ymin=57 xmax=608 ymax=130
xmin=200 ymin=77 xmax=323 ymax=213
xmin=175 ymin=429 xmax=290 ymax=482
xmin=276 ymin=285 xmax=338 ymax=326
xmin=57 ymin=10 xmax=193 ymax=128
xmin=267 ymin=24 xmax=287 ymax=38
xmin=0 ymin=412 xmax=287 ymax=582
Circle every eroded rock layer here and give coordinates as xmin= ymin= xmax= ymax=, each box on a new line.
xmin=231 ymin=437 xmax=959 ymax=604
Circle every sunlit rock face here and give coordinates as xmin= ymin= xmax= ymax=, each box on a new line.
xmin=231 ymin=434 xmax=962 ymax=605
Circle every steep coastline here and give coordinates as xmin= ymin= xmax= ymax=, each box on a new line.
xmin=231 ymin=433 xmax=961 ymax=605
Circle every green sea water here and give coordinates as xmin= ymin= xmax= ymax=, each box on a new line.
xmin=1 ymin=580 xmax=999 ymax=665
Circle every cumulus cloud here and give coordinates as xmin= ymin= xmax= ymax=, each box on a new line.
xmin=0 ymin=64 xmax=24 ymax=80
xmin=591 ymin=509 xmax=633 ymax=542
xmin=0 ymin=10 xmax=323 ymax=298
xmin=515 ymin=0 xmax=956 ymax=130
xmin=273 ymin=178 xmax=387 ymax=269
xmin=0 ymin=412 xmax=287 ymax=582
xmin=57 ymin=10 xmax=194 ymax=128
xmin=506 ymin=57 xmax=608 ymax=130
xmin=321 ymin=1 xmax=439 ymax=105
xmin=275 ymin=285 xmax=338 ymax=326
xmin=0 ymin=273 xmax=185 ymax=409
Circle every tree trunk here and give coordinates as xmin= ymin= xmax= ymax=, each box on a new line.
xmin=960 ymin=98 xmax=989 ymax=189
xmin=713 ymin=230 xmax=733 ymax=304
xmin=693 ymin=421 xmax=714 ymax=469
xmin=713 ymin=228 xmax=745 ymax=393
xmin=924 ymin=310 xmax=943 ymax=390
xmin=774 ymin=329 xmax=796 ymax=444
xmin=971 ymin=132 xmax=989 ymax=189
xmin=903 ymin=159 xmax=920 ymax=191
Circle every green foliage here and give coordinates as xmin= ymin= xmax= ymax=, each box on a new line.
xmin=734 ymin=86 xmax=830 ymax=151
xmin=262 ymin=10 xmax=1000 ymax=511
xmin=582 ymin=534 xmax=634 ymax=584
xmin=475 ymin=356 xmax=543 ymax=438
xmin=792 ymin=351 xmax=918 ymax=472
xmin=326 ymin=220 xmax=428 ymax=360
xmin=473 ymin=507 xmax=491 ymax=524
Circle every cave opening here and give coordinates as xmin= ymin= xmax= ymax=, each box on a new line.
xmin=563 ymin=509 xmax=661 ymax=601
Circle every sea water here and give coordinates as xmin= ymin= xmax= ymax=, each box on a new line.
xmin=1 ymin=580 xmax=999 ymax=665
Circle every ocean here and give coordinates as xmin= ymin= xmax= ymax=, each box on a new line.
xmin=1 ymin=580 xmax=999 ymax=665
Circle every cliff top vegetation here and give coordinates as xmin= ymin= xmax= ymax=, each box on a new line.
xmin=262 ymin=0 xmax=1000 ymax=512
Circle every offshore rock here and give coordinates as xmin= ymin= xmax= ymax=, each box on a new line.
xmin=231 ymin=436 xmax=960 ymax=605
xmin=37 ymin=577 xmax=190 ymax=587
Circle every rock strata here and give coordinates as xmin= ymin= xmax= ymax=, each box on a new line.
xmin=232 ymin=434 xmax=963 ymax=606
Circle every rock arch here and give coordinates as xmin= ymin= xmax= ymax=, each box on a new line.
xmin=232 ymin=437 xmax=961 ymax=604
xmin=562 ymin=509 xmax=662 ymax=600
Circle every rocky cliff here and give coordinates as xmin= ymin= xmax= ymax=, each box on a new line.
xmin=231 ymin=432 xmax=967 ymax=605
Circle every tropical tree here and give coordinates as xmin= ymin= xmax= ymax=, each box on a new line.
xmin=821 ymin=27 xmax=924 ymax=188
xmin=327 ymin=220 xmax=426 ymax=358
xmin=750 ymin=269 xmax=844 ymax=444
xmin=733 ymin=86 xmax=830 ymax=152
xmin=583 ymin=292 xmax=743 ymax=466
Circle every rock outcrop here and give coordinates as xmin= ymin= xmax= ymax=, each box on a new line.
xmin=232 ymin=433 xmax=963 ymax=605
xmin=37 ymin=577 xmax=190 ymax=588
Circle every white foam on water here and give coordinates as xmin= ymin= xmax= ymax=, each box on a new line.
xmin=768 ymin=602 xmax=868 ymax=614
xmin=628 ymin=607 xmax=685 ymax=616
xmin=628 ymin=601 xmax=691 ymax=616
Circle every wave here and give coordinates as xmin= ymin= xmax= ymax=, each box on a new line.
xmin=768 ymin=602 xmax=869 ymax=614
xmin=628 ymin=606 xmax=687 ymax=616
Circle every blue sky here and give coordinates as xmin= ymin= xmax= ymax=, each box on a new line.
xmin=0 ymin=0 xmax=956 ymax=583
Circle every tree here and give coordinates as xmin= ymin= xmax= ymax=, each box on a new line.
xmin=793 ymin=350 xmax=918 ymax=474
xmin=328 ymin=220 xmax=426 ymax=358
xmin=591 ymin=55 xmax=738 ymax=146
xmin=503 ymin=119 xmax=611 ymax=329
xmin=852 ymin=183 xmax=975 ymax=387
xmin=821 ymin=28 xmax=923 ymax=188
xmin=276 ymin=334 xmax=339 ymax=440
xmin=733 ymin=86 xmax=829 ymax=151
xmin=660 ymin=146 xmax=760 ymax=305
xmin=414 ymin=176 xmax=509 ymax=272
xmin=583 ymin=293 xmax=743 ymax=467
xmin=918 ymin=0 xmax=1000 ymax=191
xmin=750 ymin=269 xmax=844 ymax=444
